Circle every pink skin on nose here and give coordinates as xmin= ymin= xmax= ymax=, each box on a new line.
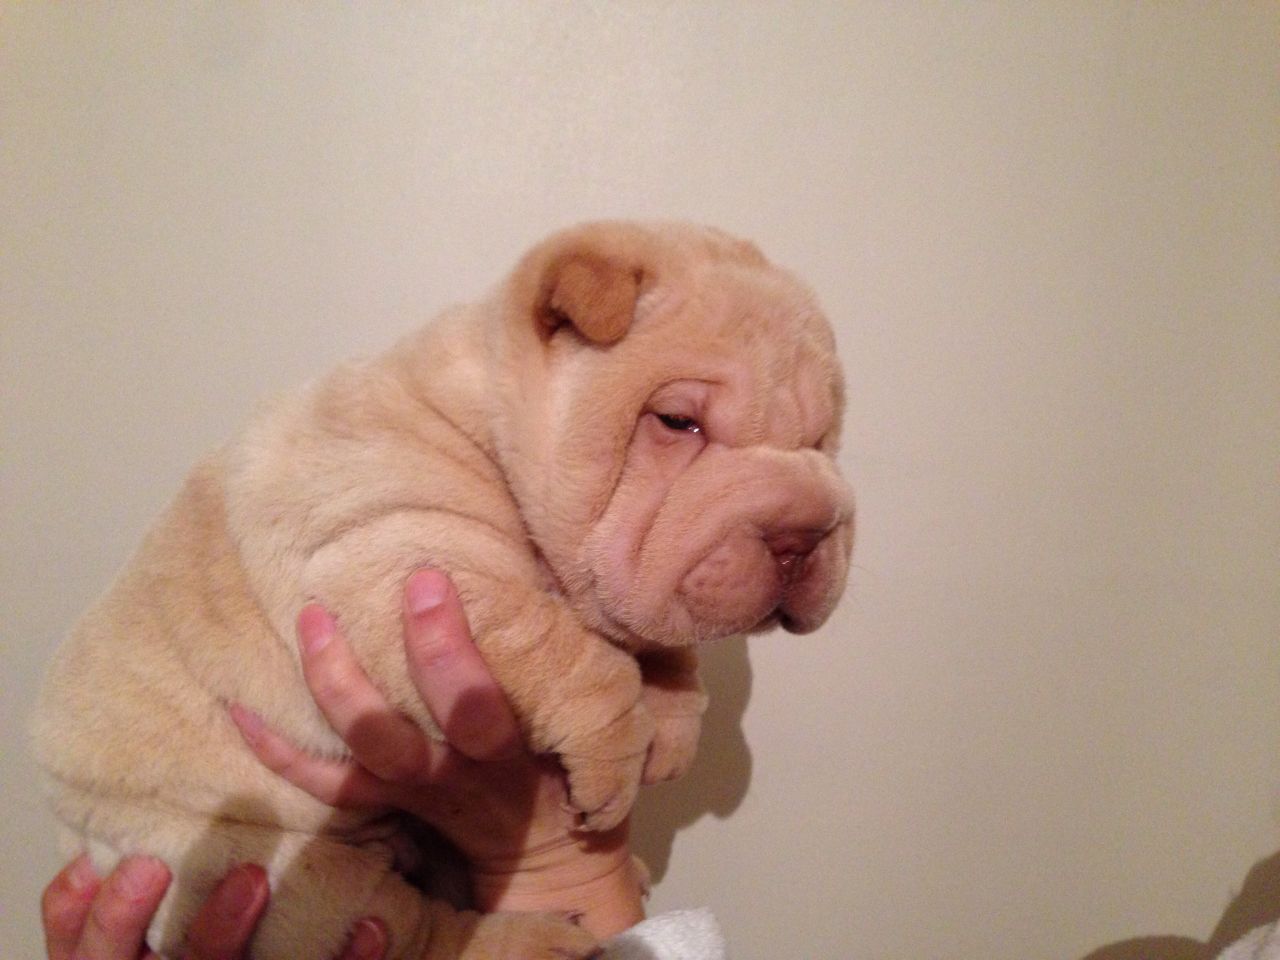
xmin=765 ymin=528 xmax=826 ymax=584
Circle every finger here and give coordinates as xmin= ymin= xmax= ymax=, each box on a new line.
xmin=229 ymin=703 xmax=396 ymax=809
xmin=402 ymin=569 xmax=522 ymax=761
xmin=42 ymin=855 xmax=102 ymax=960
xmin=332 ymin=918 xmax=389 ymax=960
xmin=75 ymin=856 xmax=170 ymax=960
xmin=183 ymin=863 xmax=268 ymax=960
xmin=295 ymin=604 xmax=441 ymax=783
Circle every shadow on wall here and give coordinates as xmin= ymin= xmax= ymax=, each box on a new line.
xmin=1081 ymin=849 xmax=1280 ymax=960
xmin=631 ymin=636 xmax=755 ymax=883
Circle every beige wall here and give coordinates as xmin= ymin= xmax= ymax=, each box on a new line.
xmin=3 ymin=4 xmax=1277 ymax=957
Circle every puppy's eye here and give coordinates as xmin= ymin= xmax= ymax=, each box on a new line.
xmin=656 ymin=413 xmax=701 ymax=434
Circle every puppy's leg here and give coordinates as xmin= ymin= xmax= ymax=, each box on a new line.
xmin=217 ymin=829 xmax=600 ymax=960
xmin=56 ymin=796 xmax=596 ymax=960
xmin=454 ymin=578 xmax=656 ymax=832
xmin=636 ymin=648 xmax=708 ymax=785
xmin=297 ymin=514 xmax=656 ymax=833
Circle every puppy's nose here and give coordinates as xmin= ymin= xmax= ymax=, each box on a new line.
xmin=766 ymin=528 xmax=825 ymax=583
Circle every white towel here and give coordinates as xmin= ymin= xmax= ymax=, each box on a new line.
xmin=598 ymin=912 xmax=1280 ymax=959
xmin=600 ymin=908 xmax=727 ymax=960
xmin=1217 ymin=922 xmax=1280 ymax=960
xmin=600 ymin=911 xmax=1280 ymax=960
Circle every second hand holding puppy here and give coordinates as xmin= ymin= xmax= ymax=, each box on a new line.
xmin=230 ymin=569 xmax=646 ymax=941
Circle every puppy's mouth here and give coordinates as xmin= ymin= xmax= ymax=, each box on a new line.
xmin=738 ymin=601 xmax=813 ymax=637
xmin=755 ymin=591 xmax=819 ymax=636
xmin=748 ymin=609 xmax=785 ymax=634
xmin=593 ymin=554 xmax=821 ymax=648
xmin=588 ymin=507 xmax=845 ymax=648
xmin=773 ymin=604 xmax=817 ymax=635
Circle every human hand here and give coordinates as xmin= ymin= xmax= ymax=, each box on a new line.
xmin=230 ymin=568 xmax=645 ymax=938
xmin=41 ymin=853 xmax=385 ymax=960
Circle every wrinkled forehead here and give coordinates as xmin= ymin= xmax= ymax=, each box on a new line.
xmin=636 ymin=262 xmax=844 ymax=447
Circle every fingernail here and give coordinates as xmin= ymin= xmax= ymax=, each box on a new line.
xmin=67 ymin=855 xmax=101 ymax=893
xmin=406 ymin=570 xmax=448 ymax=615
xmin=214 ymin=864 xmax=265 ymax=920
xmin=115 ymin=856 xmax=167 ymax=900
xmin=298 ymin=604 xmax=333 ymax=654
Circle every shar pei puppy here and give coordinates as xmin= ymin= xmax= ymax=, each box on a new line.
xmin=34 ymin=220 xmax=855 ymax=959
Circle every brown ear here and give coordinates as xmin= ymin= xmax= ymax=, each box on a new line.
xmin=540 ymin=251 xmax=641 ymax=345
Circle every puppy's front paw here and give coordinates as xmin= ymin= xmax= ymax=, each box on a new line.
xmin=559 ymin=701 xmax=655 ymax=831
xmin=641 ymin=711 xmax=702 ymax=784
xmin=562 ymin=751 xmax=646 ymax=832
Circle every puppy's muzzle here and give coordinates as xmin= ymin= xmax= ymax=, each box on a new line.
xmin=767 ymin=527 xmax=826 ymax=585
xmin=769 ymin=511 xmax=854 ymax=635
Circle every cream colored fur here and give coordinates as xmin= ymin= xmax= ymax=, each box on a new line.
xmin=33 ymin=221 xmax=854 ymax=959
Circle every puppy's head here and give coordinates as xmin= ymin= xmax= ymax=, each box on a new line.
xmin=493 ymin=221 xmax=854 ymax=649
